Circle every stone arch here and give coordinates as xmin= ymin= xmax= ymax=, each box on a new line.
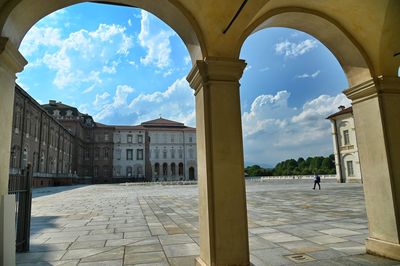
xmin=237 ymin=7 xmax=373 ymax=86
xmin=0 ymin=0 xmax=205 ymax=63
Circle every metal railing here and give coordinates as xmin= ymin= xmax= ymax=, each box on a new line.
xmin=8 ymin=164 xmax=32 ymax=252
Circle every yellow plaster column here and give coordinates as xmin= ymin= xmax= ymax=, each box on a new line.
xmin=344 ymin=76 xmax=400 ymax=260
xmin=187 ymin=57 xmax=250 ymax=266
xmin=0 ymin=37 xmax=27 ymax=265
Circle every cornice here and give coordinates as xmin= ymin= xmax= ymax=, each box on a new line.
xmin=0 ymin=37 xmax=27 ymax=76
xmin=344 ymin=76 xmax=400 ymax=104
xmin=187 ymin=57 xmax=246 ymax=95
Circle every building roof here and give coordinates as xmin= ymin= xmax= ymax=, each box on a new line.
xmin=141 ymin=118 xmax=185 ymax=127
xmin=113 ymin=118 xmax=195 ymax=131
xmin=326 ymin=106 xmax=353 ymax=120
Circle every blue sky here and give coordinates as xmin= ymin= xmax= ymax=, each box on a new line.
xmin=17 ymin=3 xmax=351 ymax=167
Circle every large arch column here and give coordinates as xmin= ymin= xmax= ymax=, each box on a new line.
xmin=0 ymin=37 xmax=27 ymax=265
xmin=187 ymin=57 xmax=250 ymax=266
xmin=344 ymin=76 xmax=400 ymax=260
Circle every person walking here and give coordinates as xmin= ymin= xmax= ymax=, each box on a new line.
xmin=313 ymin=173 xmax=321 ymax=190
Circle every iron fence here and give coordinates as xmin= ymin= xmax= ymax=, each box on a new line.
xmin=8 ymin=163 xmax=32 ymax=252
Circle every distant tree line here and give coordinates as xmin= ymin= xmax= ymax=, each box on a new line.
xmin=245 ymin=155 xmax=336 ymax=177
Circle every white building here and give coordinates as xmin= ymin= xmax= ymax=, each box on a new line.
xmin=113 ymin=127 xmax=146 ymax=179
xmin=113 ymin=118 xmax=196 ymax=181
xmin=327 ymin=106 xmax=362 ymax=183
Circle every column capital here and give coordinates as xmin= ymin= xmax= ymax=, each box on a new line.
xmin=187 ymin=57 xmax=246 ymax=95
xmin=344 ymin=76 xmax=400 ymax=103
xmin=0 ymin=37 xmax=27 ymax=77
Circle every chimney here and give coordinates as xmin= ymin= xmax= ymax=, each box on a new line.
xmin=338 ymin=105 xmax=345 ymax=111
xmin=49 ymin=100 xmax=56 ymax=106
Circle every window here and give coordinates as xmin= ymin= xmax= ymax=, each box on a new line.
xmin=189 ymin=136 xmax=193 ymax=143
xmin=115 ymin=166 xmax=121 ymax=176
xmin=104 ymin=148 xmax=109 ymax=159
xmin=127 ymin=134 xmax=132 ymax=143
xmin=171 ymin=149 xmax=175 ymax=159
xmin=116 ymin=149 xmax=121 ymax=160
xmin=137 ymin=165 xmax=142 ymax=176
xmin=163 ymin=149 xmax=167 ymax=159
xmin=104 ymin=133 xmax=109 ymax=141
xmin=171 ymin=135 xmax=174 ymax=143
xmin=347 ymin=161 xmax=354 ymax=176
xmin=189 ymin=148 xmax=194 ymax=159
xmin=343 ymin=130 xmax=350 ymax=145
xmin=127 ymin=149 xmax=133 ymax=160
xmin=179 ymin=149 xmax=183 ymax=159
xmin=94 ymin=166 xmax=99 ymax=177
xmin=138 ymin=135 xmax=143 ymax=144
xmin=116 ymin=134 xmax=121 ymax=143
xmin=155 ymin=149 xmax=159 ymax=159
xmin=94 ymin=148 xmax=100 ymax=160
xmin=137 ymin=149 xmax=143 ymax=160
xmin=84 ymin=150 xmax=90 ymax=160
xmin=127 ymin=166 xmax=132 ymax=177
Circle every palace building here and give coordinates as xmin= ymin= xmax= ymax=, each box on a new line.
xmin=327 ymin=106 xmax=362 ymax=183
xmin=9 ymin=84 xmax=197 ymax=186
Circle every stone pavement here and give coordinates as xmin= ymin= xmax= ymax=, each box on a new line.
xmin=16 ymin=181 xmax=400 ymax=265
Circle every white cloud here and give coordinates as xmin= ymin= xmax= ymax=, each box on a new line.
xmin=244 ymin=65 xmax=252 ymax=73
xmin=93 ymin=77 xmax=195 ymax=127
xmin=184 ymin=55 xmax=191 ymax=65
xmin=259 ymin=66 xmax=269 ymax=72
xmin=128 ymin=19 xmax=132 ymax=27
xmin=102 ymin=61 xmax=119 ymax=74
xmin=26 ymin=23 xmax=133 ymax=89
xmin=296 ymin=70 xmax=321 ymax=79
xmin=163 ymin=68 xmax=174 ymax=77
xmin=275 ymin=39 xmax=317 ymax=57
xmin=93 ymin=92 xmax=111 ymax=107
xmin=20 ymin=26 xmax=62 ymax=56
xmin=82 ymin=84 xmax=96 ymax=94
xmin=242 ymin=91 xmax=351 ymax=165
xmin=138 ymin=10 xmax=174 ymax=69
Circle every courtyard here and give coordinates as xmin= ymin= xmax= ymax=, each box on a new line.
xmin=16 ymin=181 xmax=399 ymax=265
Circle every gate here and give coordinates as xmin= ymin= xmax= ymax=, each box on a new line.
xmin=8 ymin=163 xmax=33 ymax=252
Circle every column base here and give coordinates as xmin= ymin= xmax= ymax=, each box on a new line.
xmin=195 ymin=257 xmax=207 ymax=266
xmin=366 ymin=237 xmax=400 ymax=261
xmin=195 ymin=256 xmax=251 ymax=266
xmin=1 ymin=194 xmax=16 ymax=266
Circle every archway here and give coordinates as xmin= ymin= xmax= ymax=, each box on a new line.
xmin=189 ymin=166 xmax=195 ymax=180
xmin=237 ymin=7 xmax=400 ymax=263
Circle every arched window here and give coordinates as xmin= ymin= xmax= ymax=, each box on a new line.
xmin=154 ymin=163 xmax=160 ymax=176
xmin=171 ymin=163 xmax=176 ymax=176
xmin=189 ymin=167 xmax=195 ymax=180
xmin=163 ymin=163 xmax=168 ymax=176
xmin=179 ymin=163 xmax=184 ymax=176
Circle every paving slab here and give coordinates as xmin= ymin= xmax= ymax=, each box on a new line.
xmin=18 ymin=181 xmax=400 ymax=265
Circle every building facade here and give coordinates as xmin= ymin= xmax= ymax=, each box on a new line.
xmin=9 ymin=84 xmax=197 ymax=185
xmin=327 ymin=106 xmax=362 ymax=183
xmin=112 ymin=119 xmax=197 ymax=181
xmin=10 ymin=84 xmax=75 ymax=187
